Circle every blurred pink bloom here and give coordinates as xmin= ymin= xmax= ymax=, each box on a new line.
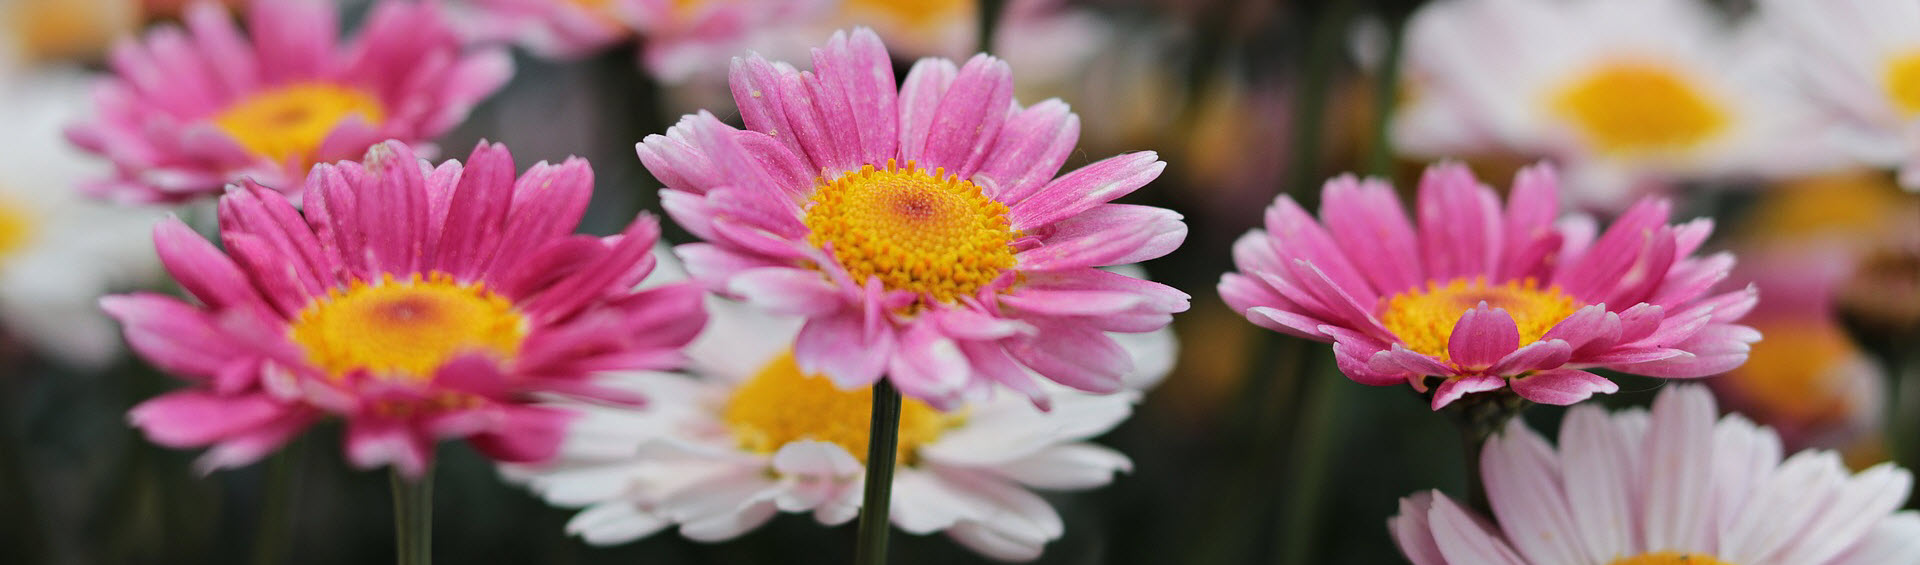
xmin=104 ymin=141 xmax=706 ymax=476
xmin=1391 ymin=385 xmax=1920 ymax=565
xmin=638 ymin=28 xmax=1189 ymax=409
xmin=67 ymin=0 xmax=511 ymax=203
xmin=464 ymin=0 xmax=829 ymax=83
xmin=1219 ymin=163 xmax=1758 ymax=410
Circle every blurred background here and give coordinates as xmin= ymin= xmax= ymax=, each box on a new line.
xmin=1 ymin=0 xmax=1918 ymax=563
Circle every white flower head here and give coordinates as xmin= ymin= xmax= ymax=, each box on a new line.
xmin=1759 ymin=0 xmax=1920 ymax=190
xmin=505 ymin=251 xmax=1174 ymax=562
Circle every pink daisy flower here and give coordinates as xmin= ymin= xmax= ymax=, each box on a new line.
xmin=66 ymin=0 xmax=512 ymax=203
xmin=638 ymin=28 xmax=1189 ymax=409
xmin=1218 ymin=163 xmax=1758 ymax=410
xmin=1392 ymin=385 xmax=1920 ymax=565
xmin=103 ymin=140 xmax=707 ymax=476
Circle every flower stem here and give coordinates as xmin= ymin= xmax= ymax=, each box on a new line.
xmin=1364 ymin=12 xmax=1410 ymax=178
xmin=854 ymin=379 xmax=903 ymax=565
xmin=1440 ymin=388 xmax=1529 ymax=515
xmin=390 ymin=469 xmax=434 ymax=565
xmin=250 ymin=439 xmax=305 ymax=565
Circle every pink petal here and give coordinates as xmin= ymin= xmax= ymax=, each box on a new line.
xmin=130 ymin=391 xmax=294 ymax=448
xmin=1448 ymin=304 xmax=1520 ymax=369
xmin=468 ymin=405 xmax=576 ymax=464
xmin=1431 ymin=375 xmax=1505 ymax=409
xmin=1007 ymin=152 xmax=1164 ymax=231
xmin=979 ymin=99 xmax=1079 ymax=204
xmin=1018 ymin=204 xmax=1186 ymax=271
xmin=1509 ymin=369 xmax=1618 ymax=405
xmin=912 ymin=54 xmax=1012 ymax=178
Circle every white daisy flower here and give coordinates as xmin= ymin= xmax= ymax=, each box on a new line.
xmin=504 ymin=253 xmax=1174 ymax=562
xmin=1758 ymin=0 xmax=1920 ymax=189
xmin=1394 ymin=0 xmax=1835 ymax=207
xmin=0 ymin=66 xmax=164 ymax=368
xmin=1391 ymin=385 xmax=1920 ymax=565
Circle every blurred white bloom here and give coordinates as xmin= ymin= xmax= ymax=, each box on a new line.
xmin=0 ymin=66 xmax=165 ymax=368
xmin=1759 ymin=0 xmax=1920 ymax=190
xmin=1394 ymin=0 xmax=1835 ymax=208
xmin=506 ymin=252 xmax=1173 ymax=562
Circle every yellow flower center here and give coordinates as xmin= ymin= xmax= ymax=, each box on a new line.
xmin=0 ymin=196 xmax=38 ymax=261
xmin=6 ymin=0 xmax=132 ymax=63
xmin=1883 ymin=51 xmax=1920 ymax=118
xmin=1549 ymin=61 xmax=1731 ymax=155
xmin=1379 ymin=277 xmax=1582 ymax=361
xmin=803 ymin=161 xmax=1021 ymax=304
xmin=846 ymin=0 xmax=973 ymax=33
xmin=288 ymin=273 xmax=527 ymax=380
xmin=1726 ymin=322 xmax=1856 ymax=424
xmin=1607 ymin=552 xmax=1735 ymax=565
xmin=213 ymin=83 xmax=386 ymax=165
xmin=722 ymin=352 xmax=951 ymax=465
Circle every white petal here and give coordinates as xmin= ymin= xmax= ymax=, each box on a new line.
xmin=988 ymin=443 xmax=1131 ymax=490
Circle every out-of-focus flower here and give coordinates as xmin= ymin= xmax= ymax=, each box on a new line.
xmin=67 ymin=0 xmax=512 ymax=204
xmin=1390 ymin=385 xmax=1920 ymax=565
xmin=1759 ymin=0 xmax=1920 ymax=189
xmin=508 ymin=255 xmax=1173 ymax=562
xmin=0 ymin=67 xmax=163 ymax=368
xmin=638 ymin=29 xmax=1189 ymax=409
xmin=1393 ymin=0 xmax=1831 ymax=208
xmin=1219 ymin=163 xmax=1757 ymax=410
xmin=461 ymin=0 xmax=830 ymax=83
xmin=104 ymin=140 xmax=707 ymax=476
xmin=2 ymin=0 xmax=137 ymax=64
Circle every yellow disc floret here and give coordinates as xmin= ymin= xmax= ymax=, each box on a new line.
xmin=213 ymin=83 xmax=386 ymax=164
xmin=1379 ymin=277 xmax=1582 ymax=362
xmin=1607 ymin=552 xmax=1736 ymax=565
xmin=1884 ymin=51 xmax=1920 ymax=118
xmin=1549 ymin=61 xmax=1731 ymax=155
xmin=723 ymin=352 xmax=951 ymax=465
xmin=0 ymin=195 xmax=37 ymax=261
xmin=803 ymin=161 xmax=1021 ymax=304
xmin=288 ymin=273 xmax=528 ymax=380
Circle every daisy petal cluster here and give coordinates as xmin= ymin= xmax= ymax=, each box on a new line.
xmin=1392 ymin=385 xmax=1920 ymax=565
xmin=639 ymin=28 xmax=1189 ymax=408
xmin=67 ymin=0 xmax=512 ymax=203
xmin=508 ymin=258 xmax=1174 ymax=561
xmin=1758 ymin=0 xmax=1920 ymax=189
xmin=105 ymin=140 xmax=706 ymax=475
xmin=0 ymin=66 xmax=164 ymax=368
xmin=1219 ymin=163 xmax=1758 ymax=409
xmin=1394 ymin=0 xmax=1829 ymax=206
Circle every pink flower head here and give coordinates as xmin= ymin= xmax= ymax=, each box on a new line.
xmin=1392 ymin=385 xmax=1920 ymax=565
xmin=638 ymin=28 xmax=1190 ymax=409
xmin=67 ymin=0 xmax=512 ymax=204
xmin=103 ymin=140 xmax=707 ymax=476
xmin=1219 ymin=163 xmax=1759 ymax=410
xmin=466 ymin=0 xmax=828 ymax=82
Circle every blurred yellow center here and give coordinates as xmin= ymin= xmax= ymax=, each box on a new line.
xmin=0 ymin=196 xmax=38 ymax=260
xmin=1607 ymin=552 xmax=1734 ymax=565
xmin=1379 ymin=277 xmax=1581 ymax=362
xmin=1728 ymin=322 xmax=1855 ymax=423
xmin=803 ymin=161 xmax=1020 ymax=303
xmin=1884 ymin=52 xmax=1920 ymax=117
xmin=213 ymin=83 xmax=385 ymax=164
xmin=1550 ymin=62 xmax=1730 ymax=154
xmin=7 ymin=0 xmax=132 ymax=63
xmin=847 ymin=0 xmax=972 ymax=32
xmin=723 ymin=352 xmax=948 ymax=465
xmin=288 ymin=273 xmax=527 ymax=380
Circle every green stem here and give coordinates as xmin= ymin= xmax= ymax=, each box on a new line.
xmin=854 ymin=379 xmax=903 ymax=565
xmin=1284 ymin=0 xmax=1360 ymax=198
xmin=1272 ymin=363 xmax=1344 ymax=565
xmin=250 ymin=439 xmax=304 ymax=565
xmin=391 ymin=469 xmax=434 ymax=565
xmin=1364 ymin=12 xmax=1409 ymax=178
xmin=977 ymin=0 xmax=1007 ymax=54
xmin=1440 ymin=389 xmax=1529 ymax=516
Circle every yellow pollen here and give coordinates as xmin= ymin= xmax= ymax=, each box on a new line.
xmin=722 ymin=352 xmax=951 ymax=465
xmin=288 ymin=273 xmax=527 ymax=380
xmin=1883 ymin=51 xmax=1920 ymax=118
xmin=1607 ymin=552 xmax=1736 ymax=565
xmin=1379 ymin=277 xmax=1581 ymax=363
xmin=213 ymin=83 xmax=386 ymax=165
xmin=1549 ymin=61 xmax=1731 ymax=155
xmin=803 ymin=160 xmax=1020 ymax=304
xmin=0 ymin=195 xmax=38 ymax=261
